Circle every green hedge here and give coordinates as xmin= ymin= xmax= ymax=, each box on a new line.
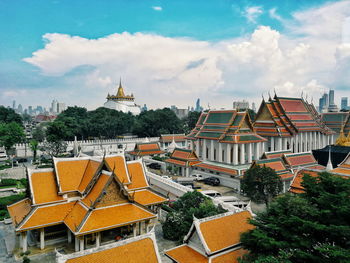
xmin=0 ymin=178 xmax=17 ymax=186
xmin=0 ymin=193 xmax=26 ymax=211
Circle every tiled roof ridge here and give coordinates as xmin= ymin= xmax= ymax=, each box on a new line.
xmin=56 ymin=229 xmax=161 ymax=263
xmin=273 ymin=97 xmax=297 ymax=135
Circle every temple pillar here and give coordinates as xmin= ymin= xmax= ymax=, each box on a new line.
xmin=40 ymin=228 xmax=45 ymax=250
xmin=247 ymin=143 xmax=252 ymax=163
xmin=283 ymin=137 xmax=288 ymax=150
xmin=145 ymin=220 xmax=150 ymax=233
xmin=133 ymin=223 xmax=137 ymax=237
xmin=75 ymin=237 xmax=79 ymax=252
xmin=255 ymin=142 xmax=260 ymax=160
xmin=96 ymin=232 xmax=101 ymax=248
xmin=270 ymin=137 xmax=275 ymax=151
xmin=210 ymin=140 xmax=214 ymax=161
xmin=195 ymin=140 xmax=200 ymax=157
xmin=67 ymin=229 xmax=72 ymax=244
xmin=277 ymin=137 xmax=282 ymax=151
xmin=317 ymin=132 xmax=321 ymax=149
xmin=218 ymin=143 xmax=223 ymax=163
xmin=233 ymin=144 xmax=238 ymax=165
xmin=226 ymin=144 xmax=231 ymax=164
xmin=202 ymin=140 xmax=207 ymax=161
xmin=240 ymin=144 xmax=245 ymax=165
xmin=22 ymin=232 xmax=27 ymax=252
xmin=294 ymin=135 xmax=298 ymax=153
xmin=79 ymin=236 xmax=84 ymax=251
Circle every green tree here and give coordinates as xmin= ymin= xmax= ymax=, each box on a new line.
xmin=182 ymin=111 xmax=201 ymax=133
xmin=240 ymin=172 xmax=350 ymax=263
xmin=0 ymin=106 xmax=22 ymax=124
xmin=241 ymin=165 xmax=282 ymax=207
xmin=162 ymin=191 xmax=226 ymax=241
xmin=0 ymin=122 xmax=25 ymax=155
xmin=133 ymin=108 xmax=184 ymax=137
xmin=29 ymin=140 xmax=39 ymax=161
xmin=32 ymin=125 xmax=45 ymax=142
xmin=43 ymin=121 xmax=69 ymax=157
xmin=55 ymin=106 xmax=88 ymax=140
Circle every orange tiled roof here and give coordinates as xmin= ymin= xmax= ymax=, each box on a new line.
xmin=64 ymin=202 xmax=88 ymax=233
xmin=105 ymin=156 xmax=130 ymax=184
xmin=18 ymin=202 xmax=75 ymax=231
xmin=81 ymin=173 xmax=110 ymax=207
xmin=211 ymin=248 xmax=247 ymax=263
xmin=331 ymin=167 xmax=350 ymax=175
xmin=165 ymin=245 xmax=207 ymax=263
xmin=160 ymin=134 xmax=186 ymax=143
xmin=127 ymin=162 xmax=149 ymax=190
xmin=165 ymin=158 xmax=187 ymax=167
xmin=78 ymin=203 xmax=155 ymax=235
xmin=7 ymin=198 xmax=32 ymax=226
xmin=138 ymin=143 xmax=161 ymax=151
xmin=30 ymin=170 xmax=63 ymax=205
xmin=284 ymin=153 xmax=317 ymax=168
xmin=64 ymin=235 xmax=161 ymax=263
xmin=199 ymin=211 xmax=254 ymax=253
xmin=132 ymin=189 xmax=167 ymax=206
xmin=194 ymin=162 xmax=238 ymax=176
xmin=129 ymin=150 xmax=164 ymax=156
xmin=78 ymin=160 xmax=100 ymax=192
xmin=55 ymin=159 xmax=90 ymax=192
xmin=289 ymin=169 xmax=319 ymax=194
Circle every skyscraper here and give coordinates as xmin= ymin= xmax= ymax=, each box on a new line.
xmin=195 ymin=98 xmax=203 ymax=112
xmin=12 ymin=100 xmax=16 ymax=109
xmin=341 ymin=97 xmax=348 ymax=110
xmin=327 ymin=89 xmax=338 ymax=112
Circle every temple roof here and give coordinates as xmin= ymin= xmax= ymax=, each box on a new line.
xmin=186 ymin=110 xmax=266 ymax=144
xmin=106 ymin=80 xmax=135 ymax=101
xmin=7 ymin=154 xmax=167 ymax=233
xmin=283 ymin=152 xmax=319 ymax=169
xmin=160 ymin=134 xmax=186 ymax=143
xmin=57 ymin=232 xmax=162 ymax=263
xmin=165 ymin=148 xmax=201 ymax=167
xmin=321 ymin=112 xmax=349 ymax=133
xmin=254 ymin=96 xmax=334 ymax=137
xmin=251 ymin=158 xmax=293 ymax=180
xmin=128 ymin=142 xmax=164 ymax=156
xmin=166 ymin=211 xmax=252 ymax=262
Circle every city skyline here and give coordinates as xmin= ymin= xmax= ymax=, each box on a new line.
xmin=1 ymin=0 xmax=350 ymax=110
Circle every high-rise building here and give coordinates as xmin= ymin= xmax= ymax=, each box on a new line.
xmin=17 ymin=104 xmax=23 ymax=114
xmin=12 ymin=100 xmax=16 ymax=109
xmin=233 ymin=100 xmax=249 ymax=110
xmin=51 ymin=99 xmax=58 ymax=114
xmin=57 ymin=103 xmax=66 ymax=114
xmin=341 ymin=97 xmax=348 ymax=110
xmin=195 ymin=98 xmax=203 ymax=112
xmin=327 ymin=89 xmax=338 ymax=112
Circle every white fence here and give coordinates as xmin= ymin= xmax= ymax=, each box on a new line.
xmin=14 ymin=137 xmax=159 ymax=157
xmin=146 ymin=171 xmax=192 ymax=199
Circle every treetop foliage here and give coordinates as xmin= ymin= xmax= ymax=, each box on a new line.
xmin=240 ymin=172 xmax=350 ymax=263
xmin=0 ymin=106 xmax=22 ymax=125
xmin=162 ymin=191 xmax=226 ymax=241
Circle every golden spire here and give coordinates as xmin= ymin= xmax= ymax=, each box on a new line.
xmin=116 ymin=78 xmax=126 ymax=97
xmin=336 ymin=127 xmax=347 ymax=146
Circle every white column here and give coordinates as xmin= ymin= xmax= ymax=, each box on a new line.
xmin=240 ymin=144 xmax=245 ymax=164
xmin=270 ymin=137 xmax=275 ymax=151
xmin=40 ymin=228 xmax=45 ymax=250
xmin=247 ymin=143 xmax=252 ymax=163
xmin=294 ymin=135 xmax=298 ymax=153
xmin=133 ymin=224 xmax=137 ymax=237
xmin=300 ymin=133 xmax=303 ymax=152
xmin=202 ymin=139 xmax=207 ymax=161
xmin=75 ymin=237 xmax=79 ymax=252
xmin=67 ymin=229 xmax=72 ymax=243
xmin=96 ymin=232 xmax=101 ymax=248
xmin=283 ymin=138 xmax=288 ymax=150
xmin=318 ymin=132 xmax=321 ymax=148
xmin=226 ymin=144 xmax=231 ymax=164
xmin=79 ymin=236 xmax=84 ymax=251
xmin=278 ymin=137 xmax=282 ymax=151
xmin=255 ymin=142 xmax=260 ymax=160
xmin=145 ymin=220 xmax=150 ymax=233
xmin=218 ymin=143 xmax=223 ymax=163
xmin=210 ymin=140 xmax=214 ymax=161
xmin=22 ymin=232 xmax=27 ymax=252
xmin=195 ymin=140 xmax=200 ymax=157
xmin=233 ymin=144 xmax=238 ymax=165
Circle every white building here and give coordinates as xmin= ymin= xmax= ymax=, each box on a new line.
xmin=104 ymin=81 xmax=141 ymax=115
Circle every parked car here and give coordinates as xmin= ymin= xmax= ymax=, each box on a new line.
xmin=147 ymin=163 xmax=161 ymax=170
xmin=191 ymin=174 xmax=204 ymax=181
xmin=201 ymin=190 xmax=222 ymax=198
xmin=202 ymin=177 xmax=220 ymax=186
xmin=161 ymin=175 xmax=171 ymax=180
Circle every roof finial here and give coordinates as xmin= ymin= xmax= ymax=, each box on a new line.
xmin=301 ymin=91 xmax=304 ymax=98
xmin=274 ymin=88 xmax=277 ymax=98
xmin=326 ymin=146 xmax=333 ymax=171
xmin=262 ymin=93 xmax=265 ymax=101
xmin=119 ymin=77 xmax=122 ymax=88
xmin=268 ymin=91 xmax=271 ymax=100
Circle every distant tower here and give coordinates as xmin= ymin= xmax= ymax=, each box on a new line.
xmin=12 ymin=100 xmax=16 ymax=109
xmin=17 ymin=104 xmax=23 ymax=114
xmin=341 ymin=97 xmax=348 ymax=110
xmin=327 ymin=90 xmax=338 ymax=112
xmin=326 ymin=146 xmax=333 ymax=171
xmin=195 ymin=99 xmax=202 ymax=112
xmin=321 ymin=93 xmax=329 ymax=112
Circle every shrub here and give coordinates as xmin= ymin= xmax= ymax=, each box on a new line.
xmin=0 ymin=178 xmax=17 ymax=186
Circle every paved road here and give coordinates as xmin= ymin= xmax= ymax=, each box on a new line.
xmin=0 ymin=223 xmax=15 ymax=263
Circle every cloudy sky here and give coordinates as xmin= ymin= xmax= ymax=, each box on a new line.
xmin=1 ymin=0 xmax=350 ymax=110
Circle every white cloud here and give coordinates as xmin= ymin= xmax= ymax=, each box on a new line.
xmin=244 ymin=6 xmax=263 ymax=23
xmin=22 ymin=1 xmax=350 ymax=110
xmin=269 ymin=8 xmax=284 ymax=22
xmin=152 ymin=6 xmax=162 ymax=11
